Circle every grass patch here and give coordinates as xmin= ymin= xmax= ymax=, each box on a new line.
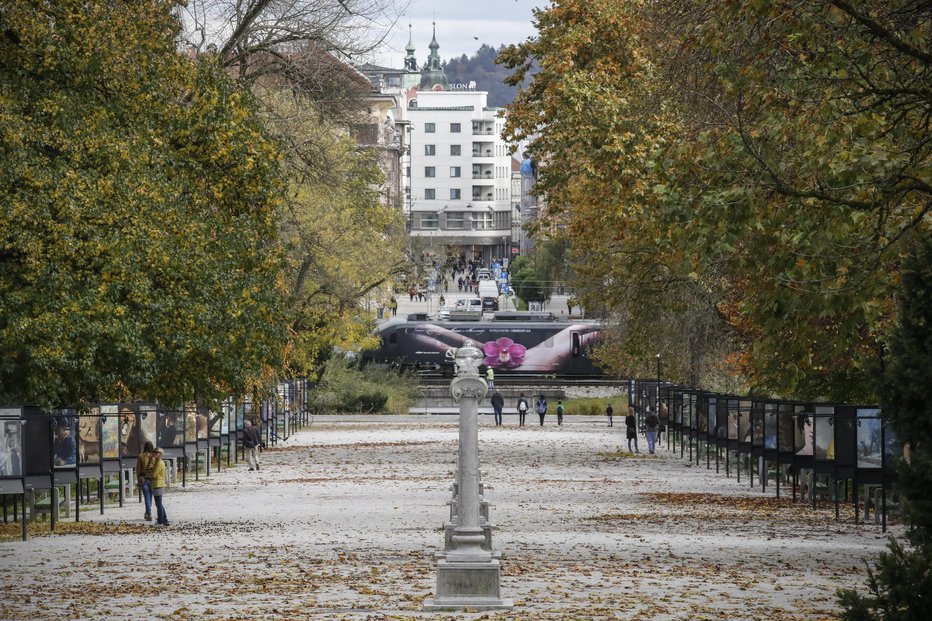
xmin=310 ymin=356 xmax=420 ymax=414
xmin=561 ymin=397 xmax=626 ymax=417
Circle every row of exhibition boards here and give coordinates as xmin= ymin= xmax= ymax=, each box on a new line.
xmin=629 ymin=380 xmax=900 ymax=529
xmin=0 ymin=379 xmax=312 ymax=529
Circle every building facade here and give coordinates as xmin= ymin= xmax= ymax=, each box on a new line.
xmin=359 ymin=25 xmax=515 ymax=267
xmin=406 ymin=90 xmax=513 ymax=265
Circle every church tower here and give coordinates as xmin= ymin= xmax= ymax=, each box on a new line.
xmin=418 ymin=21 xmax=449 ymax=91
xmin=401 ymin=23 xmax=421 ymax=90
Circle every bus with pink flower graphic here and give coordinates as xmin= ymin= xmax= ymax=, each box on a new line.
xmin=362 ymin=319 xmax=603 ymax=377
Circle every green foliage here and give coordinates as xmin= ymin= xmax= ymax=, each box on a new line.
xmin=500 ymin=0 xmax=930 ymax=401
xmin=0 ymin=1 xmax=288 ymax=407
xmin=838 ymin=233 xmax=932 ymax=617
xmin=561 ymin=397 xmax=621 ymax=417
xmin=443 ymin=44 xmax=526 ymax=108
xmin=510 ymin=255 xmax=549 ymax=304
xmin=309 ymin=357 xmax=419 ymax=414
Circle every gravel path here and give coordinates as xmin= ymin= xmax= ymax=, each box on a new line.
xmin=0 ymin=415 xmax=897 ymax=620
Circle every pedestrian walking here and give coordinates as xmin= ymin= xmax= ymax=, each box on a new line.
xmin=490 ymin=391 xmax=504 ymax=426
xmin=439 ymin=294 xmax=446 ymax=307
xmin=135 ymin=441 xmax=158 ymax=521
xmin=536 ymin=394 xmax=548 ymax=426
xmin=517 ymin=393 xmax=529 ymax=426
xmin=556 ymin=400 xmax=565 ymax=426
xmin=605 ymin=403 xmax=613 ymax=427
xmin=390 ymin=297 xmax=398 ymax=316
xmin=485 ymin=366 xmax=495 ymax=390
xmin=151 ymin=448 xmax=169 ymax=526
xmin=243 ymin=419 xmax=261 ymax=471
xmin=625 ymin=407 xmax=639 ymax=453
xmin=645 ymin=406 xmax=660 ymax=454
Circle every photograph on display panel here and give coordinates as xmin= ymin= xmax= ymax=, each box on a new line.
xmin=237 ymin=403 xmax=246 ymax=431
xmin=752 ymin=410 xmax=764 ymax=447
xmin=221 ymin=402 xmax=231 ymax=435
xmin=138 ymin=406 xmax=157 ymax=448
xmin=764 ymin=406 xmax=778 ymax=449
xmin=856 ymin=408 xmax=883 ymax=469
xmin=120 ymin=406 xmax=140 ymax=458
xmin=739 ymin=410 xmax=751 ymax=444
xmin=815 ymin=408 xmax=835 ymax=460
xmin=1 ymin=415 xmax=23 ymax=477
xmin=209 ymin=408 xmax=223 ymax=437
xmin=196 ymin=406 xmax=208 ymax=441
xmin=159 ymin=411 xmax=182 ymax=447
xmin=78 ymin=411 xmax=100 ymax=464
xmin=778 ymin=407 xmax=795 ymax=453
xmin=101 ymin=405 xmax=119 ymax=459
xmin=708 ymin=399 xmax=718 ymax=437
xmin=54 ymin=413 xmax=79 ymax=467
xmin=184 ymin=403 xmax=197 ymax=443
xmin=795 ymin=413 xmax=814 ymax=456
xmin=697 ymin=400 xmax=708 ymax=434
xmin=728 ymin=403 xmax=738 ymax=440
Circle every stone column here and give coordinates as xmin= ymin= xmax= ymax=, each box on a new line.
xmin=424 ymin=341 xmax=511 ymax=611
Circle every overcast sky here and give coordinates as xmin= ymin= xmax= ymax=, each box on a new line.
xmin=370 ymin=0 xmax=544 ymax=67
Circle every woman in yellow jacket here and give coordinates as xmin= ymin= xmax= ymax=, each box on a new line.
xmin=150 ymin=448 xmax=169 ymax=526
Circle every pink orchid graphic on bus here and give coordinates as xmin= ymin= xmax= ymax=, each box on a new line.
xmin=483 ymin=337 xmax=527 ymax=369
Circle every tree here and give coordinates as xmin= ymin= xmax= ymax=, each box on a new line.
xmin=838 ymin=235 xmax=932 ymax=619
xmin=500 ymin=0 xmax=931 ymax=400
xmin=269 ymin=92 xmax=407 ymax=375
xmin=0 ymin=0 xmax=288 ymax=407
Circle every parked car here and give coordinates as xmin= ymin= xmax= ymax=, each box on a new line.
xmin=476 ymin=268 xmax=492 ymax=281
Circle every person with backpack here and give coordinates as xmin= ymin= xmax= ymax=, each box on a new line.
xmin=625 ymin=406 xmax=639 ymax=453
xmin=490 ymin=391 xmax=504 ymax=426
xmin=556 ymin=400 xmax=565 ymax=426
xmin=605 ymin=403 xmax=614 ymax=427
xmin=645 ymin=406 xmax=660 ymax=454
xmin=516 ymin=393 xmax=529 ymax=426
xmin=536 ymin=394 xmax=548 ymax=426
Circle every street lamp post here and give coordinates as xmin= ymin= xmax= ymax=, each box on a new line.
xmin=424 ymin=341 xmax=510 ymax=611
xmin=656 ymin=353 xmax=664 ymax=449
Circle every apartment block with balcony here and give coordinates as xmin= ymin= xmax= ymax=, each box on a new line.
xmin=407 ymin=90 xmax=513 ymax=265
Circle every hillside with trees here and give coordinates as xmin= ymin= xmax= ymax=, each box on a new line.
xmin=443 ymin=44 xmax=526 ymax=108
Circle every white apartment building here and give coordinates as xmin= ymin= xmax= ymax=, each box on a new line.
xmin=406 ymin=90 xmax=513 ymax=266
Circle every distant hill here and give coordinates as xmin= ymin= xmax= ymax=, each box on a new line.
xmin=442 ymin=44 xmax=529 ymax=108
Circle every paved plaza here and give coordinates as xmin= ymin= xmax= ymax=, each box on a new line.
xmin=0 ymin=415 xmax=895 ymax=620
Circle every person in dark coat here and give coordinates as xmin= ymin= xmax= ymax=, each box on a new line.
xmin=536 ymin=394 xmax=548 ymax=426
xmin=490 ymin=391 xmax=505 ymax=426
xmin=516 ymin=393 xmax=529 ymax=427
xmin=605 ymin=403 xmax=613 ymax=427
xmin=243 ymin=419 xmax=262 ymax=471
xmin=625 ymin=406 xmax=639 ymax=453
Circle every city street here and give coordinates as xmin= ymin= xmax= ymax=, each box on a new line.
xmin=1 ymin=416 xmax=893 ymax=620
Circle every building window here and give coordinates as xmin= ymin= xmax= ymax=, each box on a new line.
xmin=425 ymin=189 xmax=436 ymax=200
xmin=406 ymin=166 xmax=410 ymax=178
xmin=450 ymin=144 xmax=461 ymax=156
xmin=424 ymin=122 xmax=436 ymax=133
xmin=425 ymin=144 xmax=436 ymax=156
xmin=450 ymin=166 xmax=461 ymax=178
xmin=420 ymin=212 xmax=438 ymax=229
xmin=471 ymin=212 xmax=493 ymax=230
xmin=450 ymin=188 xmax=461 ymax=200
xmin=450 ymin=123 xmax=461 ymax=133
xmin=425 ymin=166 xmax=435 ymax=178
xmin=445 ymin=212 xmax=464 ymax=229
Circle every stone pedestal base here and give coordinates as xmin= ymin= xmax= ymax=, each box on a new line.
xmin=444 ymin=522 xmax=493 ymax=551
xmin=422 ymin=559 xmax=512 ymax=611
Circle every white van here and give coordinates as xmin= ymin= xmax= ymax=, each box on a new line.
xmin=478 ymin=280 xmax=499 ymax=311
